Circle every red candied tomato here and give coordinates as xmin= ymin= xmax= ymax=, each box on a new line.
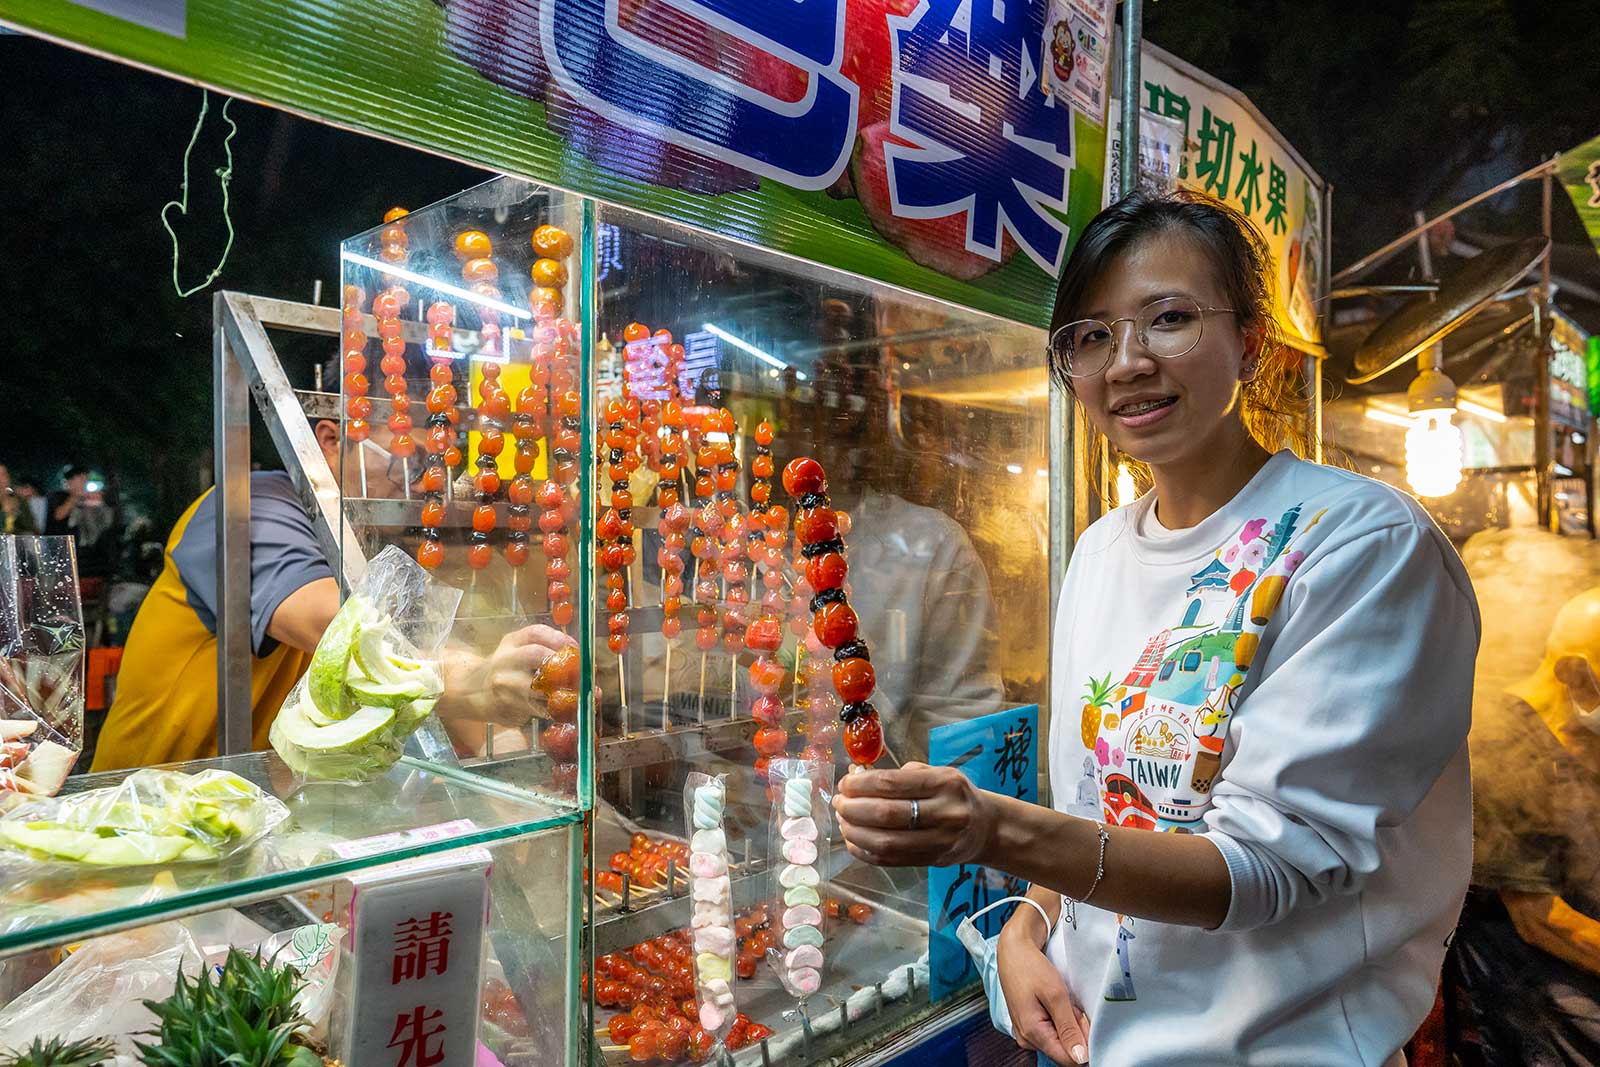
xmin=795 ymin=506 xmax=838 ymax=545
xmin=832 ymin=657 xmax=875 ymax=703
xmin=539 ymin=722 xmax=578 ymax=762
xmin=781 ymin=457 xmax=827 ymax=497
xmin=744 ymin=615 xmax=783 ymax=652
xmin=843 ymin=714 xmax=884 ymax=766
xmin=813 ymin=602 xmax=858 ymax=649
xmin=805 ymin=551 xmax=848 ymax=592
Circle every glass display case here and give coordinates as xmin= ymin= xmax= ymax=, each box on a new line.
xmin=336 ymin=176 xmax=1053 ymax=1065
xmin=0 ymin=171 xmax=1050 ymax=1067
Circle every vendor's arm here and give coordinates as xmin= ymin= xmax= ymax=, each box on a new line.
xmin=170 ymin=473 xmax=337 ymax=658
xmin=264 ymin=577 xmax=340 ymax=654
xmin=839 ymin=520 xmax=1478 ymax=932
xmin=1501 ymin=890 xmax=1600 ymax=976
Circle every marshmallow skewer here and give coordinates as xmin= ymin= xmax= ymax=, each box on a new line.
xmin=776 ymin=772 xmax=825 ymax=998
xmin=687 ymin=777 xmax=738 ymax=1038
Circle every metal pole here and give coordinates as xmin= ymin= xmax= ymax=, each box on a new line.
xmin=1414 ymin=209 xmax=1445 ymax=379
xmin=1311 ymin=181 xmax=1333 ymax=464
xmin=1539 ymin=158 xmax=1556 ymax=531
xmin=214 ymin=294 xmax=255 ymax=757
xmin=1333 ymin=158 xmax=1558 ymax=286
xmin=1048 ymin=372 xmax=1070 ymax=631
xmin=1118 ymin=0 xmax=1143 ymax=198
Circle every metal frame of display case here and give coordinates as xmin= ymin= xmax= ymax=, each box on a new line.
xmin=211 ymin=292 xmax=466 ymax=762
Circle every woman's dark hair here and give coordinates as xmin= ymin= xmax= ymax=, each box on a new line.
xmin=1049 ymin=189 xmax=1315 ymax=498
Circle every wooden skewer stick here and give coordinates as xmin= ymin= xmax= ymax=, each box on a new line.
xmin=697 ymin=651 xmax=709 ymax=725
xmin=661 ymin=640 xmax=673 ymax=730
xmin=619 ymin=652 xmax=629 ymax=736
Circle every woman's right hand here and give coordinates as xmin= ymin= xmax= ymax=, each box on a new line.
xmin=997 ymin=922 xmax=1091 ymax=1065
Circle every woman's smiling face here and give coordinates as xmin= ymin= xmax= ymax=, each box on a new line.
xmin=1068 ymin=231 xmax=1258 ymax=473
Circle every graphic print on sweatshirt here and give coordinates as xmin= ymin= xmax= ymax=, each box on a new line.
xmin=1082 ymin=504 xmax=1323 ymax=836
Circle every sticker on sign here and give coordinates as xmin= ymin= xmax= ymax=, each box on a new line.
xmin=65 ymin=0 xmax=184 ymax=37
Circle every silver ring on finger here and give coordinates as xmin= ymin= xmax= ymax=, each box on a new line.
xmin=909 ymin=797 xmax=920 ymax=830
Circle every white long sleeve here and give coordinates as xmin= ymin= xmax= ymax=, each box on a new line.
xmin=1202 ymin=521 xmax=1478 ymax=931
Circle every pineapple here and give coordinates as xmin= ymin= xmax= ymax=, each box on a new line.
xmin=0 ymin=1037 xmax=114 ymax=1067
xmin=1080 ymin=673 xmax=1116 ymax=750
xmin=136 ymin=947 xmax=325 ymax=1067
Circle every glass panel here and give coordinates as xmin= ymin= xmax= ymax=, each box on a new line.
xmin=0 ymin=829 xmax=575 ymax=1067
xmin=0 ymin=750 xmax=574 ymax=958
xmin=337 ymin=179 xmax=593 ymax=805
xmin=585 ymin=203 xmax=1051 ymax=1060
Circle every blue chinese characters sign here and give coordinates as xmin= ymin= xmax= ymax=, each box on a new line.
xmin=927 ymin=703 xmax=1039 ymax=1001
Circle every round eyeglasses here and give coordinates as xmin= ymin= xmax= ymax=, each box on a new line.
xmin=1050 ymin=296 xmax=1236 ymax=378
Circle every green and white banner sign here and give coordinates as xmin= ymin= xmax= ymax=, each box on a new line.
xmin=7 ymin=0 xmax=1114 ymax=327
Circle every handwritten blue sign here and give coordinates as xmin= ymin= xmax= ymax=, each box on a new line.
xmin=926 ymin=703 xmax=1039 ymax=1002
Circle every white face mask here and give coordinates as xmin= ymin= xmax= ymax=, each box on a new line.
xmin=956 ymin=895 xmax=1056 ymax=1041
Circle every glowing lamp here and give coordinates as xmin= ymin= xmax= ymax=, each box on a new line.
xmin=1404 ymin=368 xmax=1462 ymax=498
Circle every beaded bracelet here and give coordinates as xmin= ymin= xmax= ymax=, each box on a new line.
xmin=1063 ymin=824 xmax=1111 ymax=929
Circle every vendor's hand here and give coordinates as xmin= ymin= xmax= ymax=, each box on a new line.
xmin=436 ymin=624 xmax=576 ymax=727
xmin=998 ymin=922 xmax=1091 ymax=1064
xmin=832 ymin=762 xmax=996 ymax=868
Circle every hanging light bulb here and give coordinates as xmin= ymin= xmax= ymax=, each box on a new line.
xmin=1404 ymin=366 xmax=1462 ymax=498
xmin=1115 ymin=462 xmax=1137 ymax=506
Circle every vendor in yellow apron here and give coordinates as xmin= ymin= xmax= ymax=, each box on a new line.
xmin=93 ymin=471 xmax=335 ymax=771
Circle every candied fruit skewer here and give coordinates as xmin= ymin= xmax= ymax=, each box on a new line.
xmin=689 ymin=419 xmax=723 ymax=725
xmin=534 ymin=296 xmax=580 ymax=792
xmin=339 ymin=282 xmax=377 ymax=512
xmin=784 ymin=457 xmax=884 ymax=768
xmin=658 ymin=414 xmax=692 ymax=715
xmin=700 ymin=407 xmax=747 ymax=720
xmin=416 ymin=297 xmax=457 ymax=570
xmin=372 ymin=212 xmax=418 ymax=502
xmin=469 ymin=356 xmax=509 ymax=573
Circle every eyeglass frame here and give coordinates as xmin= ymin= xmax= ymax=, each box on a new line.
xmin=1050 ymin=297 xmax=1239 ymax=379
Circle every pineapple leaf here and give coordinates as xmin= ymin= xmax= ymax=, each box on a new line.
xmin=136 ymin=948 xmax=311 ymax=1067
xmin=0 ymin=1036 xmax=116 ymax=1067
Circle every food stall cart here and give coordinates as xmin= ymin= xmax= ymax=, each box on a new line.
xmin=0 ymin=3 xmax=1331 ymax=1065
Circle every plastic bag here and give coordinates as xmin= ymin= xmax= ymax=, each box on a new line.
xmin=0 ymin=915 xmax=341 ymax=1059
xmin=0 ymin=535 xmax=84 ymax=798
xmin=684 ymin=771 xmax=737 ymax=1039
xmin=0 ymin=767 xmax=289 ymax=869
xmin=766 ymin=757 xmax=832 ymax=1001
xmin=271 ymin=545 xmax=462 ymax=783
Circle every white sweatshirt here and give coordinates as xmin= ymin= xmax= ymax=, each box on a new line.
xmin=1044 ymin=451 xmax=1478 ymax=1066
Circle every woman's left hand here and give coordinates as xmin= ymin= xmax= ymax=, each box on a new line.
xmin=833 ymin=762 xmax=997 ymax=868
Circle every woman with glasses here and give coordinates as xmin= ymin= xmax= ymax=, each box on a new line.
xmin=834 ymin=191 xmax=1479 ymax=1065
